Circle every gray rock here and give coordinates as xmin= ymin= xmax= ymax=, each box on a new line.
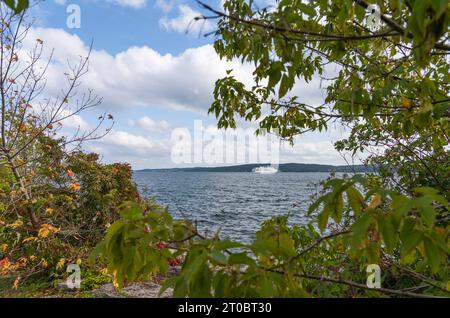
xmin=93 ymin=282 xmax=173 ymax=298
xmin=57 ymin=281 xmax=80 ymax=292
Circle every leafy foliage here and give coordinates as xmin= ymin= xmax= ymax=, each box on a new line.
xmin=1 ymin=0 xmax=28 ymax=14
xmin=0 ymin=2 xmax=118 ymax=293
xmin=91 ymin=0 xmax=449 ymax=298
xmin=93 ymin=190 xmax=448 ymax=297
xmin=0 ymin=142 xmax=145 ymax=289
xmin=309 ymin=177 xmax=449 ymax=273
xmin=89 ymin=202 xmax=191 ymax=289
xmin=2 ymin=0 xmax=449 ymax=298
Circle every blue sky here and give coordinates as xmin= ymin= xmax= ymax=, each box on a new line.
xmin=37 ymin=0 xmax=213 ymax=55
xmin=24 ymin=0 xmax=357 ymax=169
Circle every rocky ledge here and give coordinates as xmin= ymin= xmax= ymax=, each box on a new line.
xmin=92 ymin=266 xmax=180 ymax=298
xmin=93 ymin=281 xmax=173 ymax=298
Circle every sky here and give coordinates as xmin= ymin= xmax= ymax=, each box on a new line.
xmin=22 ymin=0 xmax=360 ymax=169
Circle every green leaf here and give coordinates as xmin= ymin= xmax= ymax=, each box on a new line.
xmin=428 ymin=230 xmax=450 ymax=254
xmin=119 ymin=203 xmax=143 ymax=221
xmin=228 ymin=252 xmax=255 ymax=266
xmin=267 ymin=61 xmax=283 ymax=90
xmin=352 ymin=212 xmax=373 ymax=248
xmin=299 ymin=3 xmax=316 ymax=17
xmin=212 ymin=271 xmax=229 ymax=297
xmin=378 ymin=215 xmax=397 ymax=253
xmin=331 ymin=191 xmax=344 ymax=223
xmin=209 ymin=250 xmax=227 ymax=265
xmin=414 ymin=187 xmax=449 ymax=208
xmin=346 ymin=186 xmax=364 ymax=216
xmin=259 ymin=275 xmax=275 ymax=297
xmin=318 ymin=205 xmax=331 ymax=232
xmin=16 ymin=0 xmax=29 ymax=13
xmin=159 ymin=276 xmax=179 ymax=296
xmin=391 ymin=195 xmax=413 ymax=223
xmin=400 ymin=217 xmax=423 ymax=258
xmin=278 ymin=74 xmax=291 ymax=98
xmin=2 ymin=0 xmax=29 ymax=13
xmin=2 ymin=0 xmax=14 ymax=10
xmin=415 ymin=196 xmax=436 ymax=227
xmin=88 ymin=241 xmax=106 ymax=266
xmin=184 ymin=253 xmax=208 ymax=281
xmin=189 ymin=260 xmax=212 ymax=297
xmin=423 ymin=236 xmax=441 ymax=273
xmin=214 ymin=240 xmax=245 ymax=250
xmin=308 ymin=193 xmax=328 ymax=215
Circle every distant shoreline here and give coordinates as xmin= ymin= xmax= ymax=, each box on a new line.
xmin=135 ymin=163 xmax=376 ymax=173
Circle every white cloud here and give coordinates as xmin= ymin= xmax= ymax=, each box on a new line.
xmin=86 ymin=124 xmax=354 ymax=169
xmin=24 ymin=27 xmax=326 ymax=114
xmin=155 ymin=0 xmax=179 ymax=12
xmin=54 ymin=0 xmax=146 ymax=9
xmin=91 ymin=130 xmax=169 ymax=158
xmin=61 ymin=113 xmax=90 ymax=131
xmin=24 ymin=27 xmax=261 ymax=112
xmin=129 ymin=116 xmax=170 ymax=133
xmin=159 ymin=4 xmax=214 ymax=34
xmin=19 ymin=27 xmax=343 ymax=168
xmin=194 ymin=120 xmax=342 ymax=167
xmin=111 ymin=0 xmax=146 ymax=9
xmin=281 ymin=140 xmax=342 ymax=164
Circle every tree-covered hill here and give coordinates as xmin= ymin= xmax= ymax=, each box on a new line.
xmin=137 ymin=163 xmax=376 ymax=173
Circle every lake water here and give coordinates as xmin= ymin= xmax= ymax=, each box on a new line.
xmin=133 ymin=171 xmax=337 ymax=243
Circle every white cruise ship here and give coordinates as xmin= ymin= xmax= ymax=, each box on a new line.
xmin=252 ymin=166 xmax=278 ymax=174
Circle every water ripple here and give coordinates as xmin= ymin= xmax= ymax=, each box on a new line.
xmin=133 ymin=171 xmax=334 ymax=243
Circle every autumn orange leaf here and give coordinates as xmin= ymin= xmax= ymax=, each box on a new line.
xmin=9 ymin=220 xmax=23 ymax=229
xmin=40 ymin=259 xmax=48 ymax=269
xmin=0 ymin=258 xmax=11 ymax=269
xmin=38 ymin=224 xmax=60 ymax=238
xmin=56 ymin=258 xmax=66 ymax=270
xmin=22 ymin=237 xmax=38 ymax=243
xmin=45 ymin=208 xmax=54 ymax=215
xmin=69 ymin=182 xmax=81 ymax=191
xmin=368 ymin=194 xmax=382 ymax=209
xmin=12 ymin=276 xmax=21 ymax=290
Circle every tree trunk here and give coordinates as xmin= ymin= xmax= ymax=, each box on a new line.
xmin=7 ymin=157 xmax=40 ymax=230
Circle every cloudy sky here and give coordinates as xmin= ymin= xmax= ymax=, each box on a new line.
xmin=25 ymin=0 xmax=359 ymax=169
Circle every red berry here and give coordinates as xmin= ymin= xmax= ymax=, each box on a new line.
xmin=156 ymin=242 xmax=168 ymax=250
